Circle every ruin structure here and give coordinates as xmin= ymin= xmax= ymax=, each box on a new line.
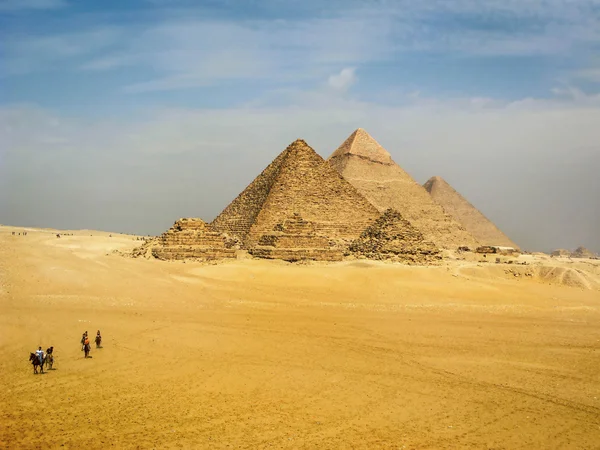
xmin=139 ymin=218 xmax=237 ymax=261
xmin=350 ymin=209 xmax=442 ymax=264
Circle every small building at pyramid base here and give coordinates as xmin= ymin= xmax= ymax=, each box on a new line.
xmin=134 ymin=218 xmax=238 ymax=261
xmin=249 ymin=213 xmax=343 ymax=262
xmin=349 ymin=209 xmax=442 ymax=265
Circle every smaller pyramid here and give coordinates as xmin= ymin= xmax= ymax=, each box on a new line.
xmin=424 ymin=176 xmax=519 ymax=249
xmin=349 ymin=209 xmax=442 ymax=265
xmin=249 ymin=213 xmax=343 ymax=262
xmin=571 ymin=247 xmax=596 ymax=259
xmin=136 ymin=218 xmax=237 ymax=261
xmin=551 ymin=249 xmax=571 ymax=257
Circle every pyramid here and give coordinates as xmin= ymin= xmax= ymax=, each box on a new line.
xmin=350 ymin=209 xmax=442 ymax=264
xmin=211 ymin=139 xmax=380 ymax=253
xmin=423 ymin=176 xmax=519 ymax=249
xmin=571 ymin=246 xmax=596 ymax=259
xmin=133 ymin=218 xmax=237 ymax=260
xmin=328 ymin=129 xmax=479 ymax=249
xmin=249 ymin=213 xmax=343 ymax=262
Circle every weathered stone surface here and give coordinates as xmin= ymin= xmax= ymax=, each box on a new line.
xmin=350 ymin=209 xmax=442 ymax=265
xmin=212 ymin=139 xmax=380 ymax=252
xmin=475 ymin=246 xmax=520 ymax=256
xmin=328 ymin=129 xmax=479 ymax=250
xmin=249 ymin=213 xmax=343 ymax=262
xmin=423 ymin=176 xmax=519 ymax=249
xmin=133 ymin=218 xmax=237 ymax=261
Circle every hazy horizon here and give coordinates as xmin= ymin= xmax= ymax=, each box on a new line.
xmin=1 ymin=0 xmax=599 ymax=254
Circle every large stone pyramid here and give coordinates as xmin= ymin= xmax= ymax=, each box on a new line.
xmin=423 ymin=176 xmax=519 ymax=249
xmin=211 ymin=139 xmax=380 ymax=253
xmin=328 ymin=129 xmax=479 ymax=249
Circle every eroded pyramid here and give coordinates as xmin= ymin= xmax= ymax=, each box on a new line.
xmin=249 ymin=213 xmax=343 ymax=262
xmin=350 ymin=209 xmax=442 ymax=264
xmin=211 ymin=139 xmax=380 ymax=255
xmin=328 ymin=129 xmax=479 ymax=249
xmin=133 ymin=218 xmax=237 ymax=260
xmin=571 ymin=246 xmax=596 ymax=259
xmin=423 ymin=176 xmax=519 ymax=249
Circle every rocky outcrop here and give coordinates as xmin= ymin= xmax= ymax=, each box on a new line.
xmin=349 ymin=209 xmax=442 ymax=265
xmin=249 ymin=213 xmax=343 ymax=262
xmin=328 ymin=129 xmax=480 ymax=250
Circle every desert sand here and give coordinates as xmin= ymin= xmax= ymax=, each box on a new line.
xmin=1 ymin=225 xmax=599 ymax=449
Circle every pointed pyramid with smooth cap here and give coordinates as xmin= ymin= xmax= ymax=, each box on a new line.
xmin=328 ymin=129 xmax=479 ymax=249
xmin=423 ymin=176 xmax=519 ymax=249
xmin=211 ymin=139 xmax=380 ymax=253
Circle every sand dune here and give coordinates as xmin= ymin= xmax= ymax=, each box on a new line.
xmin=1 ymin=226 xmax=599 ymax=448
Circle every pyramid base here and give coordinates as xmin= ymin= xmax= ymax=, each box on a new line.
xmin=249 ymin=247 xmax=343 ymax=262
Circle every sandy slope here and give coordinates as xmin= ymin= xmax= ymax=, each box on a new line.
xmin=0 ymin=226 xmax=599 ymax=449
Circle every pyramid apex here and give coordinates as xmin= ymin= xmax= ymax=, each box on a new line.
xmin=328 ymin=128 xmax=393 ymax=165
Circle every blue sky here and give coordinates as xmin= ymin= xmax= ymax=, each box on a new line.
xmin=1 ymin=0 xmax=600 ymax=252
xmin=3 ymin=0 xmax=599 ymax=110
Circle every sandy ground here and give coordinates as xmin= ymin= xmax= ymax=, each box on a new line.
xmin=1 ymin=225 xmax=599 ymax=449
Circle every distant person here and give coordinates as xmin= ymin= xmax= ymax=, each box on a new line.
xmin=81 ymin=333 xmax=87 ymax=351
xmin=95 ymin=330 xmax=102 ymax=348
xmin=83 ymin=335 xmax=91 ymax=358
xmin=46 ymin=346 xmax=54 ymax=369
xmin=35 ymin=346 xmax=44 ymax=365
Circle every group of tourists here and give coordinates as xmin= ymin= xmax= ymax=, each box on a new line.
xmin=80 ymin=330 xmax=102 ymax=358
xmin=29 ymin=346 xmax=54 ymax=374
xmin=30 ymin=330 xmax=103 ymax=374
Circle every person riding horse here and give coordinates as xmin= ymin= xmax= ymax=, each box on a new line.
xmin=83 ymin=335 xmax=91 ymax=358
xmin=35 ymin=346 xmax=44 ymax=366
xmin=45 ymin=346 xmax=54 ymax=369
xmin=95 ymin=330 xmax=102 ymax=348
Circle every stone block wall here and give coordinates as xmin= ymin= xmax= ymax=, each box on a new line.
xmin=249 ymin=213 xmax=344 ymax=262
xmin=149 ymin=218 xmax=237 ymax=261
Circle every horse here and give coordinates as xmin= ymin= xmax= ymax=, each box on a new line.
xmin=45 ymin=353 xmax=54 ymax=370
xmin=84 ymin=343 xmax=91 ymax=358
xmin=95 ymin=335 xmax=102 ymax=348
xmin=29 ymin=353 xmax=45 ymax=374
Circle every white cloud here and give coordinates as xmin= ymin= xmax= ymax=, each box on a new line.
xmin=2 ymin=28 xmax=122 ymax=75
xmin=573 ymin=68 xmax=600 ymax=83
xmin=3 ymin=1 xmax=600 ymax=88
xmin=328 ymin=68 xmax=357 ymax=92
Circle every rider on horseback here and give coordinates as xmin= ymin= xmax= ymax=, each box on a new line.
xmin=35 ymin=346 xmax=44 ymax=365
